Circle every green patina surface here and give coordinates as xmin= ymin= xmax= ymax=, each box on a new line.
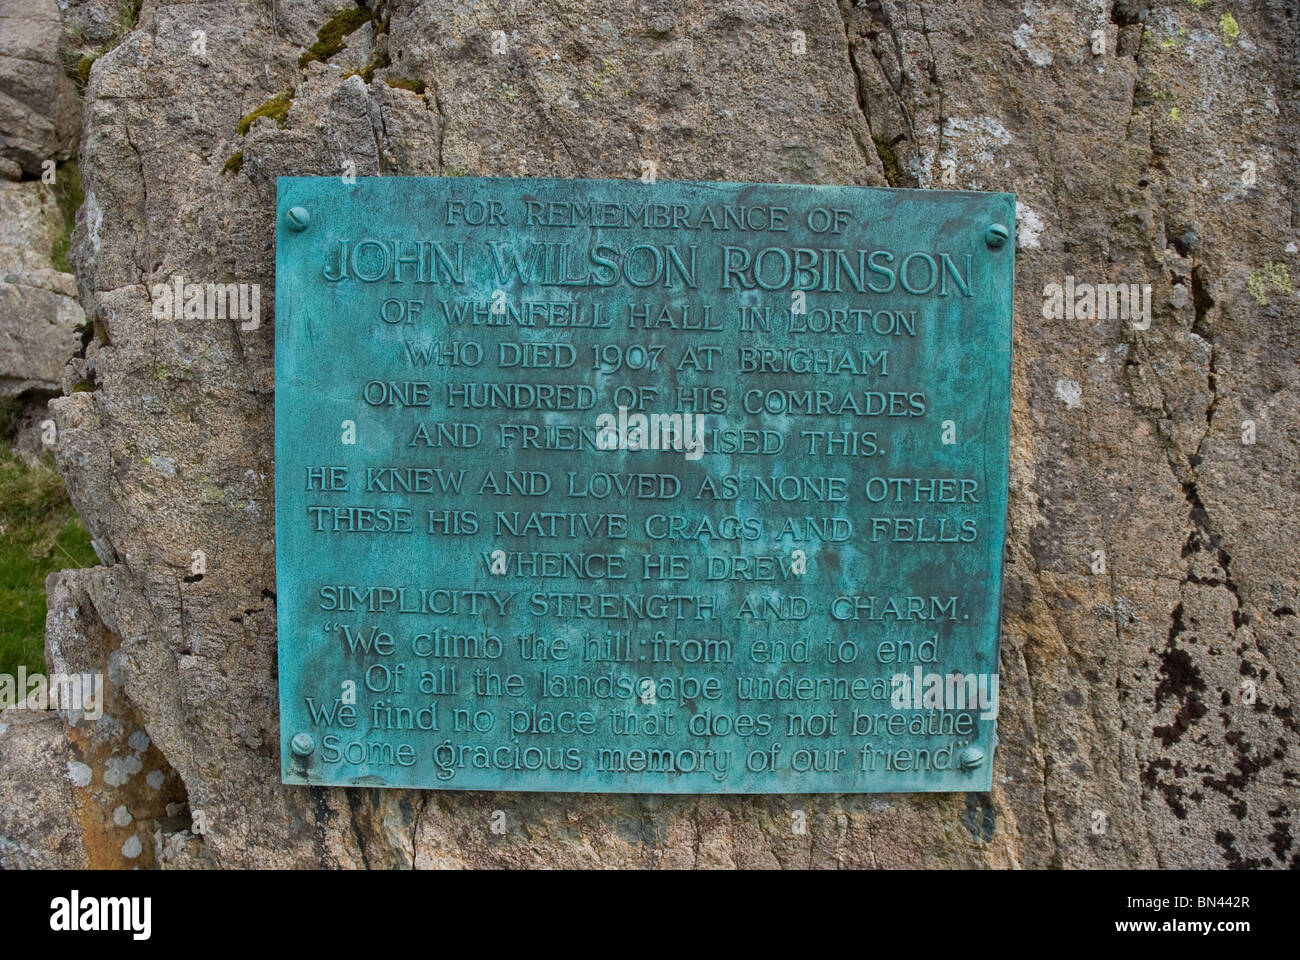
xmin=275 ymin=176 xmax=1014 ymax=793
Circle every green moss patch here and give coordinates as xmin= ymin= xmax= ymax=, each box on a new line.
xmin=222 ymin=151 xmax=244 ymax=175
xmin=385 ymin=76 xmax=426 ymax=94
xmin=872 ymin=136 xmax=908 ymax=188
xmin=75 ymin=53 xmax=100 ymax=89
xmin=236 ymin=90 xmax=294 ymax=136
xmin=299 ymin=7 xmax=373 ymax=68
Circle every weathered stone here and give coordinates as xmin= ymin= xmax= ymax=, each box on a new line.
xmin=0 ymin=179 xmax=84 ymax=408
xmin=0 ymin=180 xmax=83 ymax=419
xmin=0 ymin=706 xmax=87 ymax=868
xmin=0 ymin=569 xmax=193 ymax=868
xmin=0 ymin=178 xmax=65 ymax=271
xmin=0 ymin=0 xmax=1294 ymax=868
xmin=0 ymin=0 xmax=80 ymax=174
xmin=61 ymin=0 xmax=137 ymax=48
xmin=0 ymin=279 xmax=82 ymax=396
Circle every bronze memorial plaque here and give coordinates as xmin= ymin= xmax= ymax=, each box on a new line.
xmin=275 ymin=175 xmax=1014 ymax=792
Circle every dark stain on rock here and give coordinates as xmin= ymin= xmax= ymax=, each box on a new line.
xmin=1267 ymin=820 xmax=1293 ymax=861
xmin=1201 ymin=730 xmax=1278 ymax=800
xmin=1272 ymin=704 xmax=1300 ymax=735
xmin=1215 ymin=830 xmax=1269 ymax=869
xmin=1142 ymin=757 xmax=1189 ymax=820
xmin=962 ymin=792 xmax=996 ymax=843
xmin=1152 ymin=643 xmax=1207 ymax=747
xmin=1001 ymin=573 xmax=1032 ymax=618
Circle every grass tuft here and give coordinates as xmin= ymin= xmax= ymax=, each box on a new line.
xmin=50 ymin=161 xmax=83 ymax=274
xmin=0 ymin=437 xmax=98 ymax=677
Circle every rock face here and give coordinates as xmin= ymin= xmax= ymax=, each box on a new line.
xmin=0 ymin=0 xmax=79 ymax=175
xmin=0 ymin=0 xmax=85 ymax=446
xmin=0 ymin=180 xmax=85 ymax=403
xmin=0 ymin=0 xmax=1296 ymax=868
xmin=0 ymin=570 xmax=191 ymax=868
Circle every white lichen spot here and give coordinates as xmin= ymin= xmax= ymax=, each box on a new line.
xmin=146 ymin=769 xmax=166 ymax=790
xmin=942 ymin=115 xmax=1012 ymax=168
xmin=1287 ymin=241 xmax=1298 ymax=254
xmin=103 ymin=755 xmax=139 ymax=787
xmin=1171 ymin=283 xmax=1190 ymax=308
xmin=66 ymin=761 xmax=93 ymax=788
xmin=1013 ymin=23 xmax=1053 ymax=66
xmin=113 ymin=805 xmax=133 ymax=827
xmin=121 ymin=834 xmax=142 ymax=859
xmin=147 ymin=455 xmax=176 ymax=477
xmin=1015 ymin=202 xmax=1045 ymax=249
xmin=128 ymin=730 xmax=151 ymax=753
xmin=1055 ymin=379 xmax=1083 ymax=408
xmin=93 ymin=714 xmax=124 ymax=746
xmin=0 ymin=720 xmax=7 ymax=737
xmin=83 ymin=188 xmax=104 ymax=261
